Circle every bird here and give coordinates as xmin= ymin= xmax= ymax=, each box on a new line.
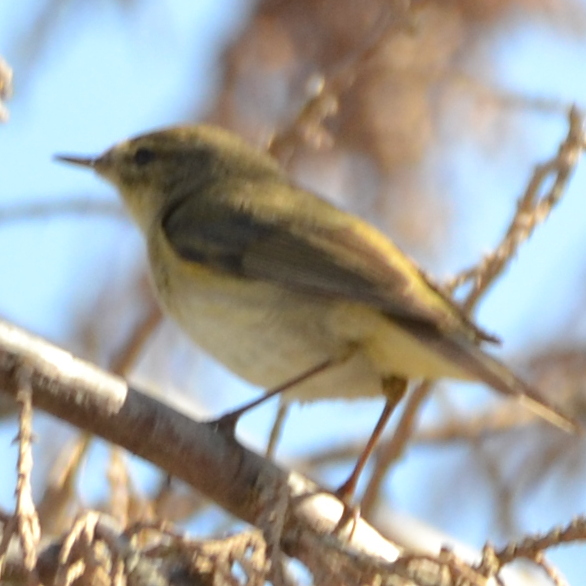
xmin=55 ymin=125 xmax=578 ymax=497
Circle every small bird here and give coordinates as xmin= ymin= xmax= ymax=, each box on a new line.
xmin=56 ymin=125 xmax=577 ymax=496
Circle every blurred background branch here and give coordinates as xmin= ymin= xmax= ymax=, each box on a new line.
xmin=0 ymin=56 xmax=11 ymax=121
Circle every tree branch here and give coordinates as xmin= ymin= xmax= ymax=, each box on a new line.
xmin=0 ymin=319 xmax=406 ymax=575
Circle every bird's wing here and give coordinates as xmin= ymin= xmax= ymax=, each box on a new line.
xmin=162 ymin=179 xmax=581 ymax=432
xmin=161 ymin=178 xmax=495 ymax=343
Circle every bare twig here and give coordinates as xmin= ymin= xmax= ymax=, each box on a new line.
xmin=493 ymin=516 xmax=586 ymax=567
xmin=14 ymin=367 xmax=41 ymax=574
xmin=450 ymin=106 xmax=586 ymax=311
xmin=449 ymin=71 xmax=573 ymax=117
xmin=0 ymin=363 xmax=41 ymax=585
xmin=36 ymin=434 xmax=92 ymax=536
xmin=474 ymin=518 xmax=586 ymax=585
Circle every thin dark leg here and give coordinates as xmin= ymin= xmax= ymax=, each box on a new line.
xmin=336 ymin=377 xmax=408 ymax=501
xmin=213 ymin=357 xmax=335 ymax=434
xmin=335 ymin=401 xmax=394 ymax=501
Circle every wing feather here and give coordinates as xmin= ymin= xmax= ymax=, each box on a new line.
xmin=162 ymin=179 xmax=496 ymax=343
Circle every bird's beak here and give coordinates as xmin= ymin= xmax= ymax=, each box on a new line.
xmin=53 ymin=154 xmax=97 ymax=168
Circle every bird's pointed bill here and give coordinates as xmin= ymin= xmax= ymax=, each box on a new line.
xmin=54 ymin=154 xmax=96 ymax=168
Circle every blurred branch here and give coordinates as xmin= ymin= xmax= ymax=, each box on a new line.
xmin=110 ymin=302 xmax=162 ymax=377
xmin=7 ymin=0 xmax=144 ymax=89
xmin=450 ymin=72 xmax=574 ymax=116
xmin=267 ymin=0 xmax=411 ymax=163
xmin=411 ymin=406 xmax=538 ymax=445
xmin=493 ymin=517 xmax=586 ymax=567
xmin=36 ymin=435 xmax=92 ymax=536
xmin=0 ymin=57 xmax=12 ymax=122
xmin=31 ymin=293 xmax=162 ymax=537
xmin=473 ymin=518 xmax=586 ymax=586
xmin=292 ymin=400 xmax=549 ymax=481
xmin=0 ymin=199 xmax=123 ymax=225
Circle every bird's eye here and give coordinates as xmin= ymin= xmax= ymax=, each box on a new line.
xmin=133 ymin=147 xmax=156 ymax=166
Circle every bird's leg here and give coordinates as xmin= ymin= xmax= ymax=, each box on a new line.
xmin=336 ymin=376 xmax=408 ymax=502
xmin=212 ymin=357 xmax=336 ymax=435
xmin=332 ymin=377 xmax=408 ymax=539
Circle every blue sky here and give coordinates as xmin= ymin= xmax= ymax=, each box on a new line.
xmin=1 ymin=2 xmax=586 ymax=583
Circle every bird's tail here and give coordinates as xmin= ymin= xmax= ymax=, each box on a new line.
xmin=461 ymin=344 xmax=578 ymax=433
xmin=397 ymin=319 xmax=580 ymax=433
